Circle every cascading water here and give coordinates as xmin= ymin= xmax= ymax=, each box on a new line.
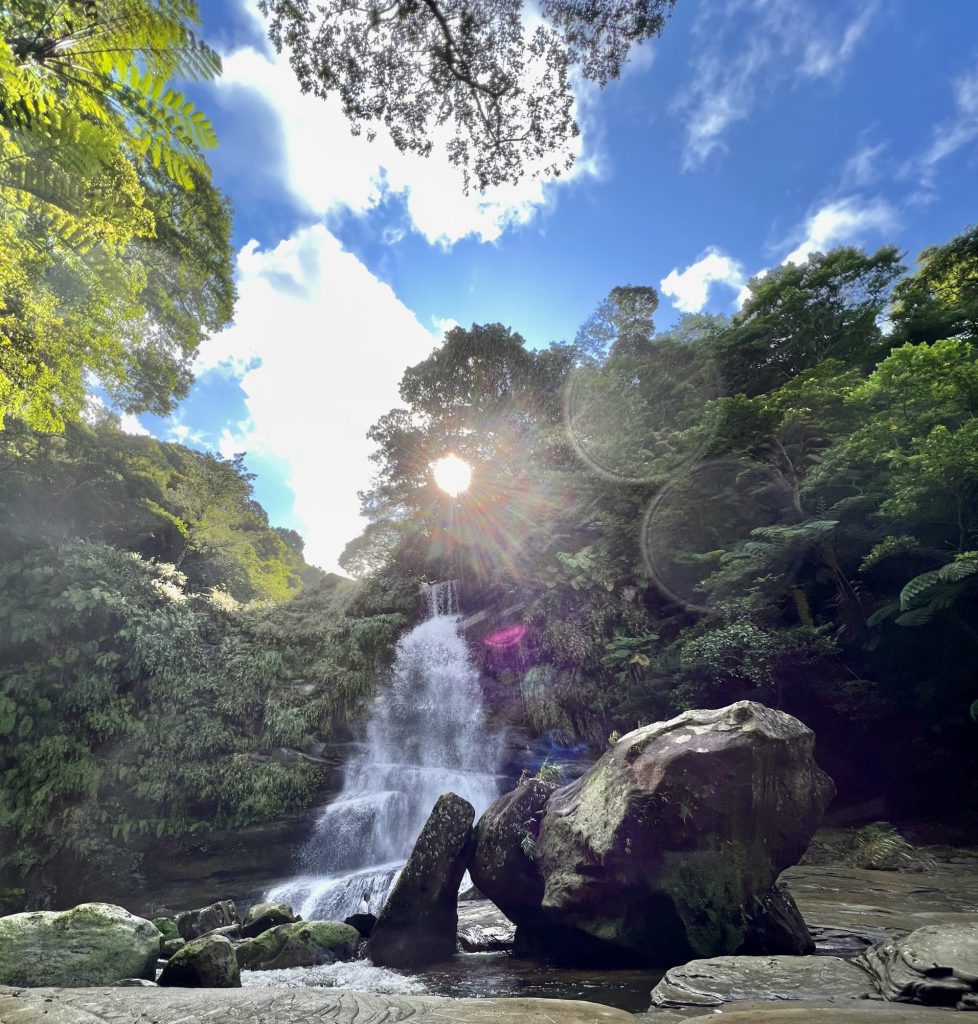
xmin=267 ymin=581 xmax=502 ymax=920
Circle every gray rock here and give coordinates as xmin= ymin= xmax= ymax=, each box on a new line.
xmin=0 ymin=903 xmax=160 ymax=987
xmin=457 ymin=899 xmax=516 ymax=952
xmin=160 ymin=938 xmax=185 ymax=960
xmin=469 ymin=779 xmax=553 ymax=926
xmin=857 ymin=921 xmax=978 ymax=1009
xmin=649 ymin=954 xmax=875 ymax=1009
xmin=0 ymin=986 xmax=635 ymax=1023
xmin=535 ymin=701 xmax=834 ymax=963
xmin=198 ymin=923 xmax=241 ymax=941
xmin=742 ymin=883 xmax=814 ymax=954
xmin=343 ymin=912 xmax=376 ymax=938
xmin=158 ymin=934 xmax=241 ymax=988
xmin=112 ymin=979 xmax=159 ymax=987
xmin=240 ymin=900 xmax=298 ymax=938
xmin=368 ymin=792 xmax=475 ymax=968
xmin=236 ymin=920 xmax=360 ymax=971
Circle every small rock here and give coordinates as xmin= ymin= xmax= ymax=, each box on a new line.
xmin=112 ymin=978 xmax=159 ymax=987
xmin=158 ymin=934 xmax=241 ymax=988
xmin=161 ymin=938 xmax=186 ymax=960
xmin=457 ymin=900 xmax=516 ymax=952
xmin=343 ymin=913 xmax=376 ymax=938
xmin=241 ymin=901 xmax=299 ymax=939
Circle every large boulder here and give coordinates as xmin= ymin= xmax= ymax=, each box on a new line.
xmin=469 ymin=779 xmax=553 ymax=927
xmin=368 ymin=792 xmax=474 ymax=968
xmin=511 ymin=702 xmax=833 ymax=964
xmin=236 ymin=920 xmax=360 ymax=971
xmin=241 ymin=901 xmax=299 ymax=939
xmin=0 ymin=903 xmax=160 ymax=986
xmin=158 ymin=934 xmax=241 ymax=988
xmin=856 ymin=922 xmax=978 ymax=1009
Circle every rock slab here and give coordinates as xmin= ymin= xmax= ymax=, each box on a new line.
xmin=857 ymin=921 xmax=978 ymax=1009
xmin=649 ymin=954 xmax=876 ymax=1009
xmin=0 ymin=904 xmax=160 ymax=987
xmin=0 ymin=986 xmax=634 ymax=1023
xmin=536 ymin=701 xmax=834 ymax=963
xmin=368 ymin=792 xmax=475 ymax=968
xmin=457 ymin=899 xmax=516 ymax=952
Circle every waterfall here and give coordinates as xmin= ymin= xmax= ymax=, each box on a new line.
xmin=266 ymin=583 xmax=501 ymax=921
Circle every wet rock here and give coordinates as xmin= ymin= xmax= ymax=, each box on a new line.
xmin=368 ymin=792 xmax=475 ymax=968
xmin=198 ymin=923 xmax=241 ymax=941
xmin=175 ymin=899 xmax=238 ymax=940
xmin=241 ymin=900 xmax=299 ymax=938
xmin=0 ymin=903 xmax=160 ymax=986
xmin=343 ymin=912 xmax=376 ymax=938
xmin=112 ymin=978 xmax=159 ymax=987
xmin=469 ymin=779 xmax=553 ymax=927
xmin=151 ymin=916 xmax=179 ymax=942
xmin=856 ymin=921 xmax=978 ymax=1009
xmin=236 ymin=920 xmax=360 ymax=971
xmin=534 ymin=701 xmax=834 ymax=963
xmin=0 ymin=986 xmax=635 ymax=1023
xmin=741 ymin=883 xmax=814 ymax=954
xmin=649 ymin=954 xmax=875 ymax=1009
xmin=457 ymin=899 xmax=516 ymax=952
xmin=158 ymin=934 xmax=241 ymax=988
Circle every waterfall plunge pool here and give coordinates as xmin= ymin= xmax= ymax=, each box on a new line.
xmin=240 ymin=952 xmax=664 ymax=1012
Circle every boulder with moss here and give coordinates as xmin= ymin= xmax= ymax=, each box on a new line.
xmin=520 ymin=702 xmax=832 ymax=964
xmin=368 ymin=792 xmax=475 ymax=968
xmin=236 ymin=920 xmax=360 ymax=971
xmin=0 ymin=903 xmax=160 ymax=986
xmin=241 ymin=901 xmax=299 ymax=938
xmin=158 ymin=934 xmax=241 ymax=987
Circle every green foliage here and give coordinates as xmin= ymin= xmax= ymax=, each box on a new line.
xmin=0 ymin=0 xmax=234 ymax=430
xmin=850 ymin=823 xmax=934 ymax=872
xmin=0 ymin=541 xmax=403 ymax=879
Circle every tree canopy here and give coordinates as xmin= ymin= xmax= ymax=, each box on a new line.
xmin=0 ymin=0 xmax=235 ymax=431
xmin=259 ymin=0 xmax=677 ymax=190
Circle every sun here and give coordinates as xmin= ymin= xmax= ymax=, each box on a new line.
xmin=432 ymin=454 xmax=472 ymax=497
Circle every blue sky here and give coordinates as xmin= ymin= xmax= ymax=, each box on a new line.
xmin=129 ymin=0 xmax=978 ymax=571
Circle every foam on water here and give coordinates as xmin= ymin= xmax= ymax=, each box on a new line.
xmin=267 ymin=583 xmax=502 ymax=920
xmin=241 ymin=960 xmax=428 ymax=994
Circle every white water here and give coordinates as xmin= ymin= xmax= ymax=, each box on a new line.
xmin=267 ymin=582 xmax=502 ymax=920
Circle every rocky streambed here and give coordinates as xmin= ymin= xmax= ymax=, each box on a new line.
xmin=3 ymin=702 xmax=977 ymax=1022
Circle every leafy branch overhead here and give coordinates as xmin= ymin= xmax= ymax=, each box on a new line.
xmin=259 ymin=0 xmax=677 ymax=190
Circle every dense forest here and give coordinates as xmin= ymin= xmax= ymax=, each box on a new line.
xmin=1 ymin=0 xmax=976 ymax=909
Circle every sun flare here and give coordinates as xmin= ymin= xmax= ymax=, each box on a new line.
xmin=432 ymin=454 xmax=472 ymax=497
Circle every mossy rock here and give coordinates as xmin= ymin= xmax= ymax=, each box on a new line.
xmin=152 ymin=916 xmax=180 ymax=942
xmin=241 ymin=901 xmax=299 ymax=938
xmin=158 ymin=934 xmax=241 ymax=988
xmin=0 ymin=903 xmax=160 ymax=986
xmin=236 ymin=920 xmax=360 ymax=971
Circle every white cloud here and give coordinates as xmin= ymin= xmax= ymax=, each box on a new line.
xmin=214 ymin=2 xmax=598 ymax=246
xmin=119 ymin=413 xmax=151 ymax=437
xmin=677 ymin=0 xmax=878 ymax=170
xmin=196 ymin=224 xmax=439 ymax=572
xmin=431 ymin=315 xmax=461 ymax=338
xmin=842 ymin=142 xmax=887 ymax=188
xmin=783 ymin=196 xmax=898 ymax=265
xmin=800 ymin=2 xmax=878 ymax=79
xmin=918 ymin=59 xmax=978 ymax=178
xmin=660 ymin=247 xmax=746 ymax=313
